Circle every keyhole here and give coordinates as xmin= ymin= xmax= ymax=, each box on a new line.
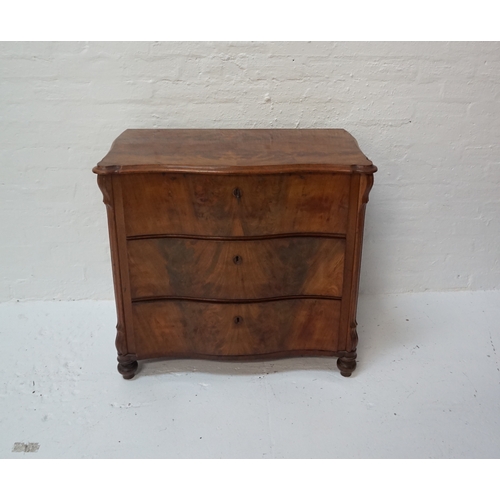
xmin=234 ymin=316 xmax=243 ymax=325
xmin=233 ymin=187 xmax=241 ymax=199
xmin=233 ymin=255 xmax=242 ymax=265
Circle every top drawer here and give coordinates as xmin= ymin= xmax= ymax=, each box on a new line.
xmin=120 ymin=173 xmax=350 ymax=237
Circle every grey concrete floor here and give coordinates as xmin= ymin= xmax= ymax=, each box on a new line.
xmin=1 ymin=290 xmax=499 ymax=458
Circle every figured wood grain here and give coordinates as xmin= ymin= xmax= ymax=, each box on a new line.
xmin=93 ymin=129 xmax=374 ymax=174
xmin=132 ymin=298 xmax=343 ymax=358
xmin=128 ymin=236 xmax=345 ymax=300
xmin=121 ymin=173 xmax=351 ymax=237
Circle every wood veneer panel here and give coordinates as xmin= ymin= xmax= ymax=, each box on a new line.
xmin=121 ymin=173 xmax=350 ymax=237
xmin=132 ymin=298 xmax=343 ymax=358
xmin=128 ymin=236 xmax=345 ymax=300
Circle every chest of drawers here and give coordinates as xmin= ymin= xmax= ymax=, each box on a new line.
xmin=93 ymin=129 xmax=376 ymax=379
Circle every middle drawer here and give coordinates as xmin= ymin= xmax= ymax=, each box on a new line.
xmin=128 ymin=236 xmax=345 ymax=300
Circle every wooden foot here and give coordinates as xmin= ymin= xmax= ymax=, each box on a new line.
xmin=117 ymin=355 xmax=139 ymax=380
xmin=337 ymin=352 xmax=357 ymax=377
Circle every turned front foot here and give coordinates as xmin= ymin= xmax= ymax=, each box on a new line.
xmin=117 ymin=355 xmax=139 ymax=380
xmin=337 ymin=352 xmax=357 ymax=377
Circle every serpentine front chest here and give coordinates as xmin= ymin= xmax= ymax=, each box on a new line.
xmin=94 ymin=129 xmax=376 ymax=379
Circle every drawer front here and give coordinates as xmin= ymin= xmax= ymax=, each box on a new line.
xmin=121 ymin=173 xmax=350 ymax=237
xmin=128 ymin=236 xmax=345 ymax=300
xmin=132 ymin=299 xmax=342 ymax=358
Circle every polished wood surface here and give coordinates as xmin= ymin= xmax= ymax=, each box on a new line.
xmin=94 ymin=129 xmax=376 ymax=378
xmin=132 ymin=299 xmax=342 ymax=358
xmin=121 ymin=173 xmax=350 ymax=237
xmin=128 ymin=236 xmax=345 ymax=300
xmin=94 ymin=129 xmax=373 ymax=173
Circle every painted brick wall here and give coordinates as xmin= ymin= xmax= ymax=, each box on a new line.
xmin=1 ymin=41 xmax=499 ymax=300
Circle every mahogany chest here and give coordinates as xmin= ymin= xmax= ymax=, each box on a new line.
xmin=93 ymin=129 xmax=376 ymax=379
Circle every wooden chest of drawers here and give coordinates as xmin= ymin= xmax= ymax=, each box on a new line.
xmin=93 ymin=129 xmax=376 ymax=379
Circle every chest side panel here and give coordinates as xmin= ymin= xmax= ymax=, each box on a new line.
xmin=120 ymin=173 xmax=350 ymax=237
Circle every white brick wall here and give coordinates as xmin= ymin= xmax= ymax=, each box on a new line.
xmin=1 ymin=41 xmax=499 ymax=300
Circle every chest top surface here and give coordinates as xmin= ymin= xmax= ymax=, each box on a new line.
xmin=93 ymin=129 xmax=375 ymax=175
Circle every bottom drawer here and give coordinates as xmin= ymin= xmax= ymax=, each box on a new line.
xmin=132 ymin=299 xmax=342 ymax=358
